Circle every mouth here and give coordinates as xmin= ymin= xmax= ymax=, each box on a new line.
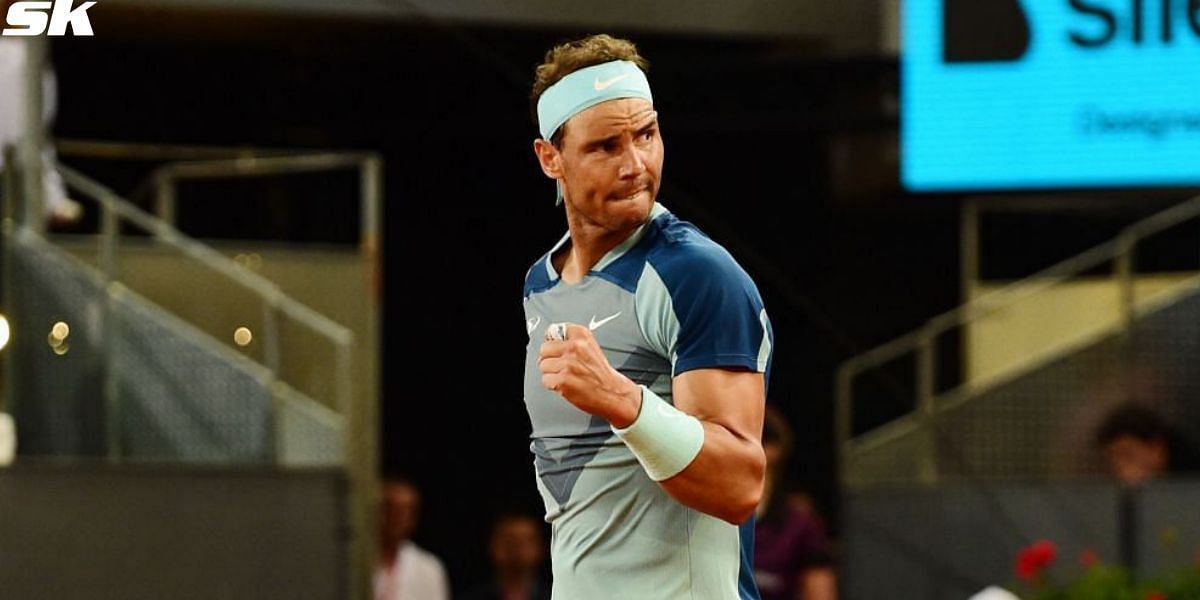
xmin=609 ymin=187 xmax=649 ymax=202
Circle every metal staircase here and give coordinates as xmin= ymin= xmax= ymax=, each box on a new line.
xmin=1 ymin=142 xmax=382 ymax=600
xmin=838 ymin=194 xmax=1200 ymax=488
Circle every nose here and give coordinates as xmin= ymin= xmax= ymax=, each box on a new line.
xmin=618 ymin=143 xmax=647 ymax=179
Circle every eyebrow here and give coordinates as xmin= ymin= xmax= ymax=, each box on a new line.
xmin=635 ymin=119 xmax=659 ymax=134
xmin=583 ymin=117 xmax=659 ymax=149
xmin=585 ymin=134 xmax=621 ymax=150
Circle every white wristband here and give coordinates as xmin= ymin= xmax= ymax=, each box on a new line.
xmin=612 ymin=386 xmax=705 ymax=481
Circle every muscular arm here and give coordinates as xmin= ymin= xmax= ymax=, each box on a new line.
xmin=538 ymin=326 xmax=766 ymax=524
xmin=658 ymin=367 xmax=766 ymax=524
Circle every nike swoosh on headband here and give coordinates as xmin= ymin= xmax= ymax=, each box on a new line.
xmin=593 ymin=74 xmax=630 ymax=91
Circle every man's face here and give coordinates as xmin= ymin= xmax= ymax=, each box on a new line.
xmin=490 ymin=517 xmax=544 ymax=573
xmin=551 ymin=97 xmax=663 ymax=233
xmin=764 ymin=441 xmax=785 ymax=474
xmin=1105 ymin=435 xmax=1168 ymax=485
xmin=381 ymin=482 xmax=420 ymax=544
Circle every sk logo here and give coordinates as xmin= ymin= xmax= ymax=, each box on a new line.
xmin=942 ymin=0 xmax=1030 ymax=63
xmin=2 ymin=0 xmax=96 ymax=36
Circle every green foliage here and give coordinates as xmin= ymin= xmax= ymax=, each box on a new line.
xmin=1011 ymin=539 xmax=1200 ymax=600
xmin=1021 ymin=564 xmax=1200 ymax=600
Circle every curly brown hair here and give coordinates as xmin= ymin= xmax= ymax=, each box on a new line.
xmin=530 ymin=34 xmax=650 ymax=144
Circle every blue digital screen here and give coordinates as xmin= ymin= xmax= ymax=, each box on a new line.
xmin=903 ymin=0 xmax=1200 ymax=191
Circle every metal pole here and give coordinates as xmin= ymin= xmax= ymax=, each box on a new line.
xmin=1113 ymin=235 xmax=1138 ymax=405
xmin=337 ymin=337 xmax=368 ymax=600
xmin=355 ymin=154 xmax=383 ymax=600
xmin=261 ymin=296 xmax=281 ymax=377
xmin=834 ymin=363 xmax=856 ymax=488
xmin=20 ymin=38 xmax=46 ymax=234
xmin=960 ymin=199 xmax=980 ymax=385
xmin=261 ymin=296 xmax=282 ymax=463
xmin=361 ymin=156 xmax=382 ymax=255
xmin=99 ymin=201 xmax=121 ymax=461
xmin=154 ymin=171 xmax=176 ymax=227
xmin=2 ymin=146 xmax=17 ymax=223
xmin=1114 ymin=236 xmax=1136 ymax=332
xmin=0 ymin=146 xmax=16 ymax=418
xmin=916 ymin=330 xmax=939 ymax=483
xmin=335 ymin=342 xmax=353 ymax=424
xmin=961 ymin=199 xmax=980 ymax=304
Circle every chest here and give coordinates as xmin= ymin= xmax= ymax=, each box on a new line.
xmin=522 ymin=277 xmax=671 ymax=434
xmin=523 ymin=277 xmax=647 ymax=362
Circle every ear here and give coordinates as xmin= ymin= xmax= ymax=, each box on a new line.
xmin=533 ymin=138 xmax=564 ymax=181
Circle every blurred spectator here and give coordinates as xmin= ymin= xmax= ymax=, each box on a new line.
xmin=0 ymin=411 xmax=14 ymax=466
xmin=1095 ymin=403 xmax=1198 ymax=485
xmin=376 ymin=476 xmax=450 ymax=600
xmin=0 ymin=34 xmax=81 ymax=225
xmin=459 ymin=511 xmax=550 ymax=600
xmin=754 ymin=406 xmax=836 ymax=600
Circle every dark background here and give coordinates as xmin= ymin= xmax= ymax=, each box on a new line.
xmin=45 ymin=7 xmax=1191 ymax=588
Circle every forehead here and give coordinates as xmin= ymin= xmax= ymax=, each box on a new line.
xmin=384 ymin=482 xmax=418 ymax=500
xmin=564 ymin=98 xmax=656 ymax=139
xmin=495 ymin=518 xmax=540 ymax=536
xmin=1110 ymin=435 xmax=1160 ymax=449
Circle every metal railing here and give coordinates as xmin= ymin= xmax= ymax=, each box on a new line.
xmin=54 ymin=139 xmax=383 ymax=600
xmin=56 ymin=138 xmax=383 ymax=248
xmin=60 ymin=161 xmax=355 ymax=458
xmin=3 ymin=142 xmax=382 ymax=599
xmin=10 ymin=27 xmax=380 ymax=594
xmin=837 ymin=194 xmax=1200 ymax=486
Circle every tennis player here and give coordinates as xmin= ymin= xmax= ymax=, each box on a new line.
xmin=521 ymin=34 xmax=773 ymax=599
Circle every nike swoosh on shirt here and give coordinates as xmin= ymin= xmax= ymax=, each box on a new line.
xmin=526 ymin=316 xmax=541 ymax=334
xmin=588 ymin=312 xmax=621 ymax=331
xmin=593 ymin=74 xmax=630 ymax=91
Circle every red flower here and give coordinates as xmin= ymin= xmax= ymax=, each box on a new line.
xmin=1144 ymin=591 xmax=1166 ymax=600
xmin=1016 ymin=540 xmax=1058 ymax=583
xmin=1079 ymin=548 xmax=1101 ymax=569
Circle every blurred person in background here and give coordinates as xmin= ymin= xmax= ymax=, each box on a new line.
xmin=0 ymin=30 xmax=81 ymax=225
xmin=376 ymin=476 xmax=450 ymax=600
xmin=1096 ymin=403 xmax=1199 ymax=486
xmin=459 ymin=511 xmax=550 ymax=600
xmin=754 ymin=406 xmax=836 ymax=600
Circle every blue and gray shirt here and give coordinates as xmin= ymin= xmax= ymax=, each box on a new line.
xmin=522 ymin=202 xmax=772 ymax=600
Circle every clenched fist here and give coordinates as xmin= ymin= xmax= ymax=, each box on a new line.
xmin=539 ymin=323 xmax=642 ymax=428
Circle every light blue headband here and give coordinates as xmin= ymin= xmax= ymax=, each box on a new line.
xmin=536 ymin=59 xmax=653 ymax=141
xmin=536 ymin=60 xmax=653 ymax=204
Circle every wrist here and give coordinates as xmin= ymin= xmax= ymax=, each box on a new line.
xmin=612 ymin=386 xmax=705 ymax=481
xmin=607 ymin=379 xmax=643 ymax=429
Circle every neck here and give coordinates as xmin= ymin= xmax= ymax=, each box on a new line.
xmin=558 ymin=208 xmax=646 ymax=283
xmin=497 ymin=571 xmax=533 ymax=593
xmin=379 ymin=538 xmax=405 ymax=563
